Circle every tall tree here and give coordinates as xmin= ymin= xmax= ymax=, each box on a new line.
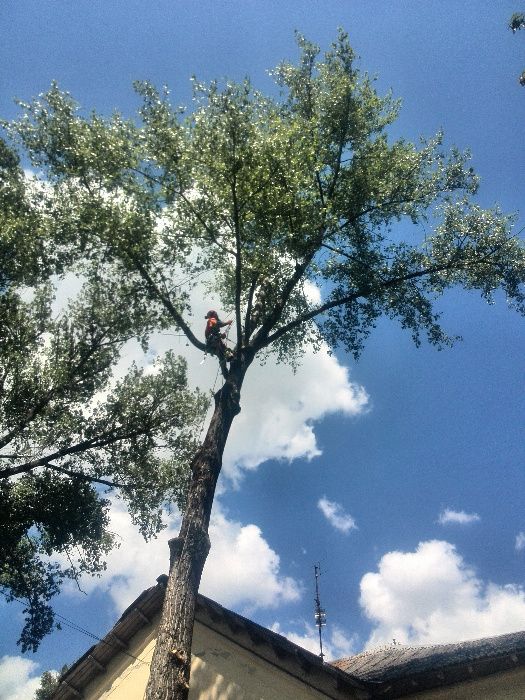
xmin=6 ymin=31 xmax=525 ymax=698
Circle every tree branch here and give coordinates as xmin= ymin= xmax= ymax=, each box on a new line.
xmin=45 ymin=462 xmax=132 ymax=490
xmin=0 ymin=425 xmax=152 ymax=480
xmin=315 ymin=171 xmax=326 ymax=209
xmin=243 ymin=275 xmax=259 ymax=344
xmin=250 ymin=249 xmax=318 ymax=352
xmin=129 ymin=256 xmax=207 ymax=352
xmin=262 ymin=261 xmax=461 ymax=348
xmin=231 ymin=172 xmax=243 ymax=348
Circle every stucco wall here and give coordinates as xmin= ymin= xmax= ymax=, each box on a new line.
xmin=82 ymin=614 xmax=157 ymax=700
xmin=189 ymin=621 xmax=331 ymax=700
xmin=408 ymin=665 xmax=525 ymax=699
xmin=81 ymin=615 xmax=328 ymax=700
xmin=78 ymin=617 xmax=525 ymax=699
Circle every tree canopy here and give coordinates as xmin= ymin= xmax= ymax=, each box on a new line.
xmin=2 ymin=30 xmax=524 ymax=696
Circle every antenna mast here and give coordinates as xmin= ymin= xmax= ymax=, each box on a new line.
xmin=314 ymin=563 xmax=326 ymax=661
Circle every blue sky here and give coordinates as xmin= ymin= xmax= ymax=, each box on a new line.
xmin=1 ymin=0 xmax=524 ymax=694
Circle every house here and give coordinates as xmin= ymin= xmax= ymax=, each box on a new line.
xmin=51 ymin=575 xmax=525 ymax=699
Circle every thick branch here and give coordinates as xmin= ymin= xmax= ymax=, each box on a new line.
xmin=243 ymin=275 xmax=259 ymax=344
xmin=44 ymin=462 xmax=132 ymax=490
xmin=250 ymin=251 xmax=317 ymax=352
xmin=231 ymin=175 xmax=243 ymax=347
xmin=0 ymin=426 xmax=152 ymax=480
xmin=262 ymin=261 xmax=463 ymax=348
xmin=130 ymin=257 xmax=207 ymax=352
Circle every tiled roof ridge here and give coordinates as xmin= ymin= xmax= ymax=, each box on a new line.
xmin=333 ymin=628 xmax=525 ymax=667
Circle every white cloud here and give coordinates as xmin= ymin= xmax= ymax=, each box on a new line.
xmin=222 ymin=346 xmax=368 ymax=483
xmin=201 ymin=506 xmax=301 ymax=612
xmin=0 ymin=655 xmax=42 ymax=700
xmin=65 ymin=499 xmax=300 ymax=617
xmin=516 ymin=532 xmax=525 ymax=552
xmin=360 ymin=540 xmax=525 ymax=648
xmin=271 ymin=622 xmax=358 ymax=661
xmin=317 ymin=497 xmax=358 ymax=534
xmin=437 ymin=508 xmax=481 ymax=526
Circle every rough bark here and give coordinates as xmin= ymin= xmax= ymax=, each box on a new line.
xmin=144 ymin=361 xmax=246 ymax=700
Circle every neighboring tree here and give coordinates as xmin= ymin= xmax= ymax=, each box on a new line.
xmin=34 ymin=666 xmax=68 ymax=700
xmin=5 ymin=31 xmax=525 ymax=699
xmin=509 ymin=12 xmax=525 ymax=85
xmin=0 ymin=139 xmax=206 ymax=650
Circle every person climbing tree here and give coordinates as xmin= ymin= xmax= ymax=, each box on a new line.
xmin=204 ymin=310 xmax=233 ymax=371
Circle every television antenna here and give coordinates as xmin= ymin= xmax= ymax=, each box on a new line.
xmin=314 ymin=563 xmax=327 ymax=661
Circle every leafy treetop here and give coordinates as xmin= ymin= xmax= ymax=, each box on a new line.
xmin=2 ymin=30 xmax=524 ymax=656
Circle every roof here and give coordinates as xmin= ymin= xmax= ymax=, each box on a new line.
xmin=52 ymin=575 xmax=525 ymax=699
xmin=332 ymin=631 xmax=525 ymax=697
xmin=52 ymin=575 xmax=369 ymax=699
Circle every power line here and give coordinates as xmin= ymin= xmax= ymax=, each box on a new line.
xmin=0 ymin=589 xmax=150 ymax=667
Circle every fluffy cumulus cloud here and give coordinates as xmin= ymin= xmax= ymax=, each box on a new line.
xmin=271 ymin=622 xmax=358 ymax=661
xmin=201 ymin=507 xmax=300 ymax=611
xmin=0 ymin=655 xmax=42 ymax=700
xmin=360 ymin=540 xmax=525 ymax=648
xmin=222 ymin=345 xmax=367 ymax=482
xmin=64 ymin=499 xmax=300 ymax=617
xmin=437 ymin=508 xmax=481 ymax=526
xmin=317 ymin=497 xmax=358 ymax=534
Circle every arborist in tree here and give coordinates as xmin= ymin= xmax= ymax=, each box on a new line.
xmin=204 ymin=310 xmax=233 ymax=368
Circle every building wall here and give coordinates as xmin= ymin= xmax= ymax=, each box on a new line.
xmin=408 ymin=665 xmax=525 ymax=699
xmin=81 ymin=615 xmax=329 ymax=700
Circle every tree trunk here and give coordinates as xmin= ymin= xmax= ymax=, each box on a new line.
xmin=144 ymin=364 xmax=245 ymax=700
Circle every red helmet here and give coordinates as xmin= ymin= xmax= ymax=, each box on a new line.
xmin=205 ymin=310 xmax=218 ymax=319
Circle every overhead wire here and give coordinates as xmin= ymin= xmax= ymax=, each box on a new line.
xmin=0 ymin=589 xmax=150 ymax=667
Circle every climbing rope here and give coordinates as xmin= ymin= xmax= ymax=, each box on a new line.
xmin=197 ymin=363 xmax=221 ymax=443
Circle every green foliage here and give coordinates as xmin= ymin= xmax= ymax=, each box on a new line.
xmin=1 ymin=474 xmax=111 ymax=651
xmin=509 ymin=12 xmax=525 ymax=32
xmin=34 ymin=666 xmax=68 ymax=700
xmin=0 ymin=128 xmax=206 ymax=649
xmin=2 ymin=29 xmax=524 ymax=652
